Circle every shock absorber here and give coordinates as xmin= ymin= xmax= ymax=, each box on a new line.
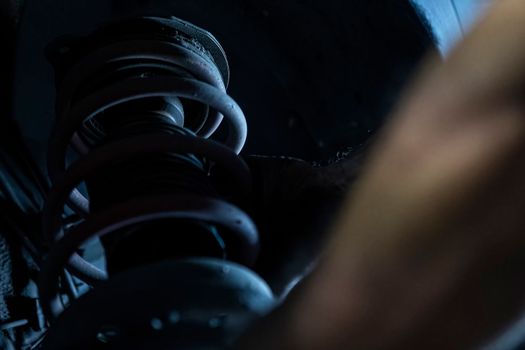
xmin=39 ymin=16 xmax=275 ymax=350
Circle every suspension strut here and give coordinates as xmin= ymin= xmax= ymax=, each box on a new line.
xmin=39 ymin=16 xmax=275 ymax=349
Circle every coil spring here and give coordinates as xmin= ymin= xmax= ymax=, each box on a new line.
xmin=39 ymin=17 xmax=260 ymax=321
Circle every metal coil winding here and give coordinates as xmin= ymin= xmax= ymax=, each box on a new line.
xmin=39 ymin=17 xmax=260 ymax=321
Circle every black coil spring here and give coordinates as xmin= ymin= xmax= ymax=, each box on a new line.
xmin=39 ymin=17 xmax=260 ymax=321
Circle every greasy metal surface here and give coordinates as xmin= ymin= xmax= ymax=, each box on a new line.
xmin=14 ymin=0 xmax=434 ymax=172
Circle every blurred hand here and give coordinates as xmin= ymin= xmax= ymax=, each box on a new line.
xmin=238 ymin=1 xmax=525 ymax=349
